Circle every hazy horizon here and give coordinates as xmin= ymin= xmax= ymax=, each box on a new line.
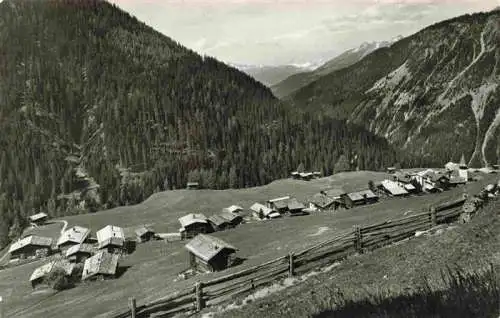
xmin=110 ymin=0 xmax=499 ymax=66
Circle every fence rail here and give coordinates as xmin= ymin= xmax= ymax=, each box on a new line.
xmin=113 ymin=193 xmax=476 ymax=318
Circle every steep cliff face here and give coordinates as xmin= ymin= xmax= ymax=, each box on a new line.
xmin=291 ymin=10 xmax=500 ymax=166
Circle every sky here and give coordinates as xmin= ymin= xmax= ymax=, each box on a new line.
xmin=109 ymin=0 xmax=499 ymax=66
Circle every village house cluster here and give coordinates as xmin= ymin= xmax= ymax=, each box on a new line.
xmin=5 ymin=217 xmax=163 ymax=289
xmin=5 ymin=157 xmax=500 ymax=288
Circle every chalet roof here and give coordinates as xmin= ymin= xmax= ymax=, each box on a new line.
xmin=207 ymin=214 xmax=229 ymax=227
xmin=268 ymin=212 xmax=282 ymax=218
xmin=29 ymin=212 xmax=48 ymax=222
xmin=393 ymin=172 xmax=412 ymax=183
xmin=381 ymin=180 xmax=408 ymax=196
xmin=310 ymin=193 xmax=336 ymax=208
xmin=223 ymin=205 xmax=243 ymax=213
xmin=299 ymin=172 xmax=313 ymax=177
xmin=321 ymin=188 xmax=346 ymax=199
xmin=97 ymin=225 xmax=125 ymax=248
xmin=178 ymin=213 xmax=208 ymax=228
xmin=65 ymin=243 xmax=95 ymax=258
xmin=250 ymin=203 xmax=275 ymax=216
xmin=272 ymin=199 xmax=289 ymax=210
xmin=404 ymin=183 xmax=416 ymax=191
xmin=219 ymin=211 xmax=242 ymax=223
xmin=346 ymin=189 xmax=378 ymax=202
xmin=445 ymin=162 xmax=460 ymax=171
xmin=30 ymin=260 xmax=75 ymax=282
xmin=185 ymin=234 xmax=237 ymax=263
xmin=268 ymin=196 xmax=291 ymax=203
xmin=9 ymin=235 xmax=53 ymax=254
xmin=135 ymin=226 xmax=155 ymax=237
xmin=82 ymin=251 xmax=119 ymax=280
xmin=186 ymin=182 xmax=199 ymax=186
xmin=287 ymin=198 xmax=305 ymax=210
xmin=57 ymin=226 xmax=91 ymax=247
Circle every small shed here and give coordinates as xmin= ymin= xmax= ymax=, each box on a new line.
xmin=267 ymin=196 xmax=291 ymax=212
xmin=9 ymin=235 xmax=53 ymax=260
xmin=207 ymin=214 xmax=231 ymax=232
xmin=29 ymin=260 xmax=75 ymax=289
xmin=82 ymin=251 xmax=120 ymax=281
xmin=342 ymin=190 xmax=379 ymax=209
xmin=96 ymin=225 xmax=125 ymax=254
xmin=178 ymin=213 xmax=211 ymax=239
xmin=287 ymin=198 xmax=306 ymax=216
xmin=219 ymin=211 xmax=243 ymax=227
xmin=65 ymin=243 xmax=95 ymax=263
xmin=393 ymin=172 xmax=412 ymax=184
xmin=186 ymin=182 xmax=200 ymax=190
xmin=28 ymin=212 xmax=49 ymax=226
xmin=291 ymin=171 xmax=300 ymax=179
xmin=185 ymin=234 xmax=238 ymax=273
xmin=222 ymin=205 xmax=243 ymax=214
xmin=308 ymin=193 xmax=336 ymax=211
xmin=57 ymin=226 xmax=91 ymax=251
xmin=386 ymin=167 xmax=397 ymax=174
xmin=135 ymin=226 xmax=156 ymax=243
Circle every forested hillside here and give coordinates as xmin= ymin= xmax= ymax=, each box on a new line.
xmin=289 ymin=9 xmax=500 ymax=168
xmin=0 ymin=0 xmax=409 ymax=248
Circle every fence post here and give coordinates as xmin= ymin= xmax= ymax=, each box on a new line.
xmin=353 ymin=225 xmax=363 ymax=253
xmin=430 ymin=207 xmax=437 ymax=227
xmin=0 ymin=295 xmax=3 ymax=318
xmin=288 ymin=253 xmax=295 ymax=278
xmin=128 ymin=297 xmax=136 ymax=318
xmin=195 ymin=282 xmax=204 ymax=312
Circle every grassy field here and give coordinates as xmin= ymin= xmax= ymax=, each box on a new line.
xmin=208 ymin=196 xmax=500 ymax=318
xmin=0 ymin=171 xmax=497 ymax=318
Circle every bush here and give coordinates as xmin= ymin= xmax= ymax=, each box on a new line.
xmin=44 ymin=268 xmax=72 ymax=291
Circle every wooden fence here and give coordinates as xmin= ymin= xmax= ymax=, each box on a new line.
xmin=112 ymin=195 xmax=468 ymax=318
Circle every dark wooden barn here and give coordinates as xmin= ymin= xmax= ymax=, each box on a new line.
xmin=185 ymin=234 xmax=238 ymax=273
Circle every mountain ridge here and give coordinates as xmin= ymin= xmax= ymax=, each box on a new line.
xmin=289 ymin=9 xmax=500 ymax=167
xmin=271 ymin=37 xmax=402 ymax=98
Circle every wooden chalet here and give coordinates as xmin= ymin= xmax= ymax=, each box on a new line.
xmin=386 ymin=167 xmax=397 ymax=174
xmin=207 ymin=214 xmax=231 ymax=232
xmin=291 ymin=171 xmax=300 ymax=179
xmin=9 ymin=235 xmax=53 ymax=260
xmin=82 ymin=251 xmax=120 ymax=281
xmin=250 ymin=203 xmax=280 ymax=219
xmin=321 ymin=188 xmax=346 ymax=200
xmin=186 ymin=182 xmax=200 ymax=190
xmin=219 ymin=211 xmax=243 ymax=227
xmin=96 ymin=225 xmax=125 ymax=254
xmin=30 ymin=260 xmax=75 ymax=289
xmin=267 ymin=196 xmax=291 ymax=213
xmin=28 ymin=212 xmax=49 ymax=226
xmin=178 ymin=213 xmax=212 ymax=239
xmin=287 ymin=198 xmax=306 ymax=216
xmin=185 ymin=234 xmax=238 ymax=273
xmin=342 ymin=190 xmax=379 ymax=209
xmin=65 ymin=243 xmax=95 ymax=263
xmin=57 ymin=226 xmax=91 ymax=252
xmin=299 ymin=172 xmax=314 ymax=181
xmin=135 ymin=226 xmax=156 ymax=243
xmin=222 ymin=205 xmax=243 ymax=214
xmin=380 ymin=180 xmax=409 ymax=197
xmin=308 ymin=193 xmax=336 ymax=211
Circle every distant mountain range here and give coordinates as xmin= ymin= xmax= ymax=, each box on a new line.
xmin=230 ymin=62 xmax=321 ymax=87
xmin=271 ymin=36 xmax=404 ymax=98
xmin=288 ymin=9 xmax=500 ymax=168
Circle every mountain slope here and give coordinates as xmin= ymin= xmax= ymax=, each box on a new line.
xmin=290 ymin=10 xmax=500 ymax=167
xmin=272 ymin=39 xmax=400 ymax=98
xmin=0 ymin=0 xmax=403 ymax=248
